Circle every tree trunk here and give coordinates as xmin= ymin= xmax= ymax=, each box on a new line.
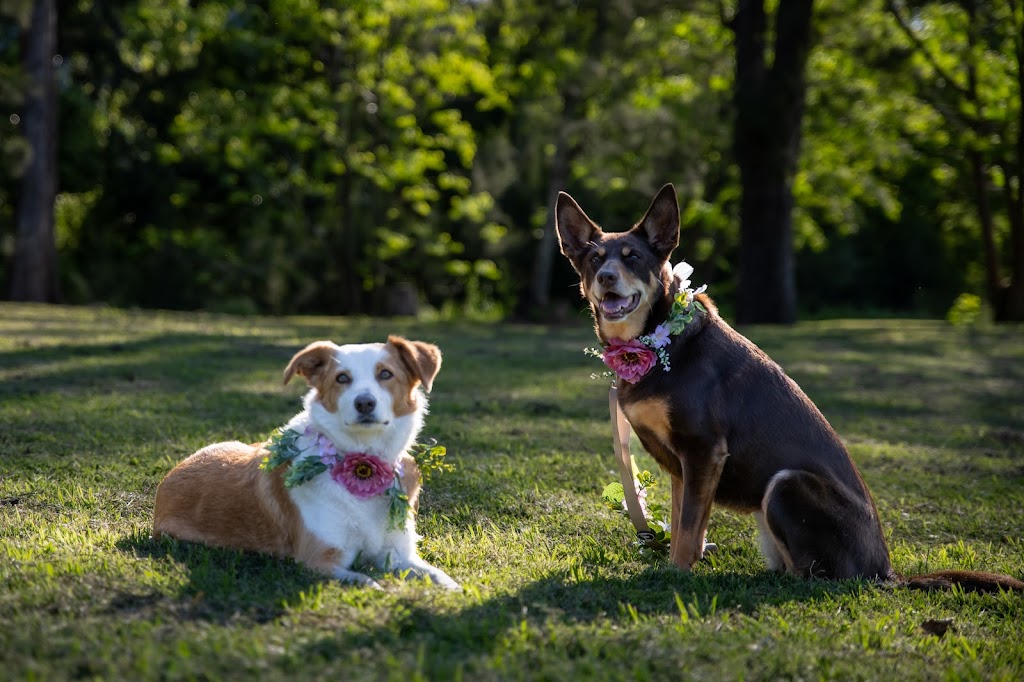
xmin=529 ymin=114 xmax=571 ymax=312
xmin=996 ymin=160 xmax=1024 ymax=320
xmin=999 ymin=215 xmax=1024 ymax=321
xmin=997 ymin=0 xmax=1024 ymax=321
xmin=10 ymin=0 xmax=61 ymax=303
xmin=732 ymin=0 xmax=814 ymax=325
xmin=333 ymin=92 xmax=365 ymax=315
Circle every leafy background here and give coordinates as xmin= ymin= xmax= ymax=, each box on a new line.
xmin=2 ymin=0 xmax=1021 ymax=318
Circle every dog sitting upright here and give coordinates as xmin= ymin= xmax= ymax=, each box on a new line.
xmin=555 ymin=184 xmax=1023 ymax=592
xmin=153 ymin=336 xmax=459 ymax=590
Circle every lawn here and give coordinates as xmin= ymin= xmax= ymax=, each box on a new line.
xmin=1 ymin=303 xmax=1022 ymax=681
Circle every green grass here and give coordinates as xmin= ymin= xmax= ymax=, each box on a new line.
xmin=1 ymin=303 xmax=1023 ymax=681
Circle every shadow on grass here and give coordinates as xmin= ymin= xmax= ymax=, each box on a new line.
xmin=297 ymin=568 xmax=865 ymax=669
xmin=116 ymin=530 xmax=324 ymax=624
xmin=0 ymin=333 xmax=291 ymax=397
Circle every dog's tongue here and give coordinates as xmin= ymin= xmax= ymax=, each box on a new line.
xmin=601 ymin=294 xmax=629 ymax=315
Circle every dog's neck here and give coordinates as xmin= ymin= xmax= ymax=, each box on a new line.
xmin=284 ymin=394 xmax=425 ymax=465
xmin=663 ymin=279 xmax=715 ymax=346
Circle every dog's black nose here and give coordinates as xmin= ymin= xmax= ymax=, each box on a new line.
xmin=597 ymin=270 xmax=618 ymax=288
xmin=354 ymin=394 xmax=376 ymax=415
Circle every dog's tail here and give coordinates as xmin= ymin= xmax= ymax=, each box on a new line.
xmin=893 ymin=569 xmax=1024 ymax=593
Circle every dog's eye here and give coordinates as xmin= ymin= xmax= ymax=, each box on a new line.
xmin=378 ymin=369 xmax=393 ymax=380
xmin=625 ymin=252 xmax=640 ymax=261
xmin=335 ymin=373 xmax=351 ymax=384
xmin=590 ymin=253 xmax=603 ymax=265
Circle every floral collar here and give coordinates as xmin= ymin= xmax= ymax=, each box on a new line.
xmin=591 ymin=262 xmax=707 ymax=384
xmin=260 ymin=426 xmax=411 ymax=530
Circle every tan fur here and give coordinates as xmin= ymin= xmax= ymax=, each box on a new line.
xmin=152 ymin=337 xmax=458 ymax=590
xmin=283 ymin=342 xmax=346 ymax=413
xmin=381 ymin=341 xmax=434 ymax=418
xmin=398 ymin=454 xmax=422 ymax=512
xmin=594 ymin=270 xmax=662 ymax=342
xmin=153 ymin=442 xmax=426 ymax=565
xmin=621 ymin=398 xmax=673 ymax=452
xmin=557 ymin=184 xmax=1024 ymax=593
xmin=153 ymin=441 xmax=304 ymax=556
xmin=387 ymin=335 xmax=442 ymax=393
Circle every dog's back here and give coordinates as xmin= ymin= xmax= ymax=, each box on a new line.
xmin=153 ymin=441 xmax=300 ymax=556
xmin=556 ymin=184 xmax=1022 ymax=591
xmin=680 ymin=313 xmax=875 ymax=510
xmin=151 ymin=337 xmax=460 ymax=590
xmin=619 ymin=296 xmax=894 ymax=580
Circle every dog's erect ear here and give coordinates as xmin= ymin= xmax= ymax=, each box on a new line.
xmin=555 ymin=191 xmax=603 ymax=269
xmin=632 ymin=184 xmax=680 ymax=261
xmin=387 ymin=336 xmax=442 ymax=393
xmin=283 ymin=341 xmax=337 ymax=386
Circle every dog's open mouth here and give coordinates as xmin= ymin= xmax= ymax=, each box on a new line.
xmin=599 ymin=292 xmax=640 ymax=320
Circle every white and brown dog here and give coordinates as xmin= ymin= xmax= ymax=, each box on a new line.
xmin=153 ymin=336 xmax=459 ymax=590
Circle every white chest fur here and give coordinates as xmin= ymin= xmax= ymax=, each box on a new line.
xmin=288 ymin=472 xmax=418 ymax=566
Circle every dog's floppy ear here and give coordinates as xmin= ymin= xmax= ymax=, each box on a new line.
xmin=555 ymin=191 xmax=603 ymax=270
xmin=632 ymin=183 xmax=679 ymax=262
xmin=283 ymin=341 xmax=337 ymax=386
xmin=387 ymin=336 xmax=442 ymax=393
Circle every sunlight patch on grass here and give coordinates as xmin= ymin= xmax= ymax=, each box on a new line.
xmin=1 ymin=305 xmax=1023 ymax=680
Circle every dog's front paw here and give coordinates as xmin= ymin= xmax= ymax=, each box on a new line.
xmin=427 ymin=570 xmax=462 ymax=591
xmin=333 ymin=568 xmax=383 ymax=590
xmin=395 ymin=563 xmax=461 ymax=591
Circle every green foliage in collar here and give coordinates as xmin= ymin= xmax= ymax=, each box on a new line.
xmin=666 ymin=290 xmax=707 ymax=336
xmin=259 ymin=428 xmax=328 ymax=489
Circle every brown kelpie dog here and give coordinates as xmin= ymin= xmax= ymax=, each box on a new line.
xmin=556 ymin=183 xmax=1022 ymax=592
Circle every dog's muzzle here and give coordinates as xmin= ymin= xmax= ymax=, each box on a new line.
xmin=599 ymin=292 xmax=641 ymax=320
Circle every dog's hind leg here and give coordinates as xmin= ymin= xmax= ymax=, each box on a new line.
xmin=754 ymin=511 xmax=788 ymax=572
xmin=760 ymin=469 xmax=890 ymax=580
xmin=670 ymin=437 xmax=729 ymax=571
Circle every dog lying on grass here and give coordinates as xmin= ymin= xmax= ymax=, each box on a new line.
xmin=556 ymin=183 xmax=1022 ymax=592
xmin=153 ymin=337 xmax=459 ymax=591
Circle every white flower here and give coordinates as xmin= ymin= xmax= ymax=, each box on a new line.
xmin=672 ymin=261 xmax=694 ymax=289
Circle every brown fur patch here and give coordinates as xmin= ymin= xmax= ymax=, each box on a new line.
xmin=153 ymin=441 xmax=347 ymax=574
xmin=398 ymin=453 xmax=422 ymax=512
xmin=153 ymin=441 xmax=303 ymax=556
xmin=378 ymin=349 xmax=419 ymax=417
xmin=284 ymin=342 xmax=348 ymax=414
xmin=386 ymin=336 xmax=442 ymax=393
xmin=312 ymin=368 xmax=348 ymax=414
xmin=622 ymin=397 xmax=673 ymax=451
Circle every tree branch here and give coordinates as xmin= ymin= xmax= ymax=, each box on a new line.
xmin=886 ymin=0 xmax=970 ymax=99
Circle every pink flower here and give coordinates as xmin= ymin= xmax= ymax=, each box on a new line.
xmin=331 ymin=453 xmax=394 ymax=498
xmin=602 ymin=338 xmax=657 ymax=384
